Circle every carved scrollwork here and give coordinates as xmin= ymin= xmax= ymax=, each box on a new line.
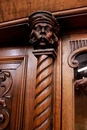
xmin=68 ymin=40 xmax=87 ymax=68
xmin=0 ymin=70 xmax=13 ymax=129
xmin=0 ymin=70 xmax=12 ymax=107
xmin=0 ymin=109 xmax=9 ymax=130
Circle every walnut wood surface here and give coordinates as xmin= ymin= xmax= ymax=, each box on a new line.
xmin=0 ymin=46 xmax=37 ymax=130
xmin=0 ymin=6 xmax=87 ymax=130
xmin=33 ymin=54 xmax=53 ymax=130
xmin=0 ymin=0 xmax=87 ymax=23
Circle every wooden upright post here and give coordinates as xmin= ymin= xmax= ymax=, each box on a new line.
xmin=28 ymin=10 xmax=59 ymax=130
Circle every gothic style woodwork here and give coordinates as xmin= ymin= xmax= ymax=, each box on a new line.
xmin=28 ymin=11 xmax=59 ymax=130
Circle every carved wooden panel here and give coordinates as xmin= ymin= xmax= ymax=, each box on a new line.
xmin=0 ymin=56 xmax=27 ymax=130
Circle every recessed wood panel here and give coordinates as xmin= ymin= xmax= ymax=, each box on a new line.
xmin=0 ymin=46 xmax=37 ymax=130
xmin=0 ymin=56 xmax=27 ymax=130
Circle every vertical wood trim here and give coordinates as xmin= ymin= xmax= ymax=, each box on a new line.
xmin=62 ymin=37 xmax=74 ymax=130
xmin=54 ymin=38 xmax=62 ymax=130
xmin=14 ymin=56 xmax=27 ymax=130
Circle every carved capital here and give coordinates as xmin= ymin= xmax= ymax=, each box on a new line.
xmin=33 ymin=49 xmax=57 ymax=59
xmin=28 ymin=10 xmax=59 ymax=50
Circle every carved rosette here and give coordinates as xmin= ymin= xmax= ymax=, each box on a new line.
xmin=28 ymin=11 xmax=59 ymax=130
xmin=0 ymin=70 xmax=12 ymax=129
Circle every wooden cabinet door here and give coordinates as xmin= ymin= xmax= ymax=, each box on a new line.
xmin=61 ymin=33 xmax=87 ymax=130
xmin=0 ymin=46 xmax=37 ymax=130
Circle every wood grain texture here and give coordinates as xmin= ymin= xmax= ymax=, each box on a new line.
xmin=0 ymin=0 xmax=87 ymax=22
xmin=68 ymin=39 xmax=87 ymax=68
xmin=61 ymin=33 xmax=87 ymax=130
xmin=33 ymin=54 xmax=54 ymax=130
xmin=62 ymin=35 xmax=74 ymax=130
xmin=0 ymin=46 xmax=37 ymax=130
xmin=54 ymin=39 xmax=61 ymax=130
xmin=0 ymin=55 xmax=27 ymax=130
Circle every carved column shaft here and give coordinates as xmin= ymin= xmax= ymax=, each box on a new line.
xmin=33 ymin=50 xmax=56 ymax=130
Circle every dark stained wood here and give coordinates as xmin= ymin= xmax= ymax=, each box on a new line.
xmin=0 ymin=8 xmax=87 ymax=38
xmin=0 ymin=18 xmax=28 ymax=29
xmin=0 ymin=7 xmax=87 ymax=130
xmin=29 ymin=11 xmax=59 ymax=130
xmin=0 ymin=23 xmax=29 ymax=46
xmin=0 ymin=7 xmax=87 ymax=29
xmin=57 ymin=13 xmax=87 ymax=35
xmin=0 ymin=46 xmax=37 ymax=130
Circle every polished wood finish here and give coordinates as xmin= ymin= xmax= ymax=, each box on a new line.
xmin=0 ymin=7 xmax=87 ymax=130
xmin=68 ymin=39 xmax=87 ymax=68
xmin=0 ymin=24 xmax=29 ymax=45
xmin=28 ymin=11 xmax=59 ymax=130
xmin=62 ymin=33 xmax=87 ymax=130
xmin=33 ymin=51 xmax=55 ymax=130
xmin=0 ymin=18 xmax=28 ymax=29
xmin=0 ymin=46 xmax=37 ymax=130
xmin=0 ymin=7 xmax=87 ymax=29
xmin=0 ymin=0 xmax=87 ymax=22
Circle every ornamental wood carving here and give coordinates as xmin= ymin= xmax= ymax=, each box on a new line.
xmin=68 ymin=39 xmax=87 ymax=96
xmin=68 ymin=39 xmax=87 ymax=68
xmin=28 ymin=11 xmax=59 ymax=130
xmin=0 ymin=56 xmax=27 ymax=130
xmin=0 ymin=70 xmax=12 ymax=129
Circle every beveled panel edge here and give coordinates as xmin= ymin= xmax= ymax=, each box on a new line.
xmin=0 ymin=55 xmax=27 ymax=70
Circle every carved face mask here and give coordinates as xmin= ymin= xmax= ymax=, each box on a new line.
xmin=29 ymin=23 xmax=58 ymax=49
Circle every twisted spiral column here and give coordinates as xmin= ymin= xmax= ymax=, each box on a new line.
xmin=33 ymin=49 xmax=56 ymax=130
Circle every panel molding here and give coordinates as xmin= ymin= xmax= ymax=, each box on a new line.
xmin=0 ymin=55 xmax=27 ymax=130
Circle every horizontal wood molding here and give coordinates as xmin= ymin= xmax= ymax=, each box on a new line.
xmin=53 ymin=6 xmax=87 ymax=17
xmin=0 ymin=7 xmax=87 ymax=29
xmin=0 ymin=17 xmax=29 ymax=29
